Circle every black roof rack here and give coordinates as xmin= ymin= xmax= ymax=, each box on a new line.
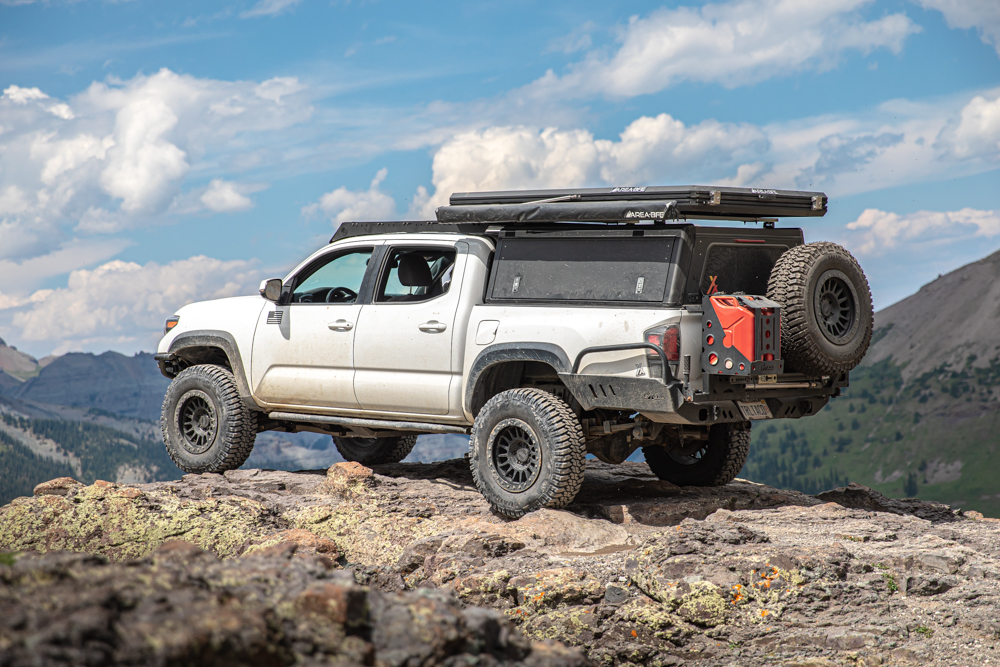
xmin=436 ymin=185 xmax=827 ymax=223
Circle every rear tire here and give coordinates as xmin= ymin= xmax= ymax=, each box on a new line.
xmin=643 ymin=422 xmax=750 ymax=487
xmin=767 ymin=242 xmax=873 ymax=376
xmin=333 ymin=435 xmax=417 ymax=465
xmin=469 ymin=388 xmax=586 ymax=518
xmin=161 ymin=364 xmax=257 ymax=474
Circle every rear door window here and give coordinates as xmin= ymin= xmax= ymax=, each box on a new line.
xmin=489 ymin=237 xmax=675 ymax=302
xmin=699 ymin=243 xmax=788 ymax=296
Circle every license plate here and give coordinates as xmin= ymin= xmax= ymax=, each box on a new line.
xmin=738 ymin=400 xmax=773 ymax=420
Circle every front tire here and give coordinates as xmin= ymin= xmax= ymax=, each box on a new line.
xmin=161 ymin=364 xmax=257 ymax=474
xmin=332 ymin=435 xmax=417 ymax=465
xmin=469 ymin=388 xmax=586 ymax=518
xmin=643 ymin=422 xmax=750 ymax=487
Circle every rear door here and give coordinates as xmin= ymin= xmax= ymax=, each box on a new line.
xmin=352 ymin=241 xmax=464 ymax=415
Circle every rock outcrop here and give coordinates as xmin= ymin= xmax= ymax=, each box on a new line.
xmin=2 ymin=459 xmax=999 ymax=666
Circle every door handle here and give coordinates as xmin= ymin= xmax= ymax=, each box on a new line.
xmin=328 ymin=320 xmax=354 ymax=331
xmin=418 ymin=320 xmax=447 ymax=333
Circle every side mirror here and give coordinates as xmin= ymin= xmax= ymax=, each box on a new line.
xmin=259 ymin=278 xmax=284 ymax=303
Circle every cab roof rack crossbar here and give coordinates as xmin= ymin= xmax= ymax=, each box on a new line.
xmin=437 ymin=185 xmax=827 ymax=223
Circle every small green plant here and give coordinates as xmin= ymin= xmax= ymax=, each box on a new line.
xmin=882 ymin=572 xmax=899 ymax=593
xmin=913 ymin=626 xmax=933 ymax=638
xmin=0 ymin=552 xmax=16 ymax=566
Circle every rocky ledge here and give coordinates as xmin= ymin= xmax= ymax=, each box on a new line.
xmin=2 ymin=459 xmax=999 ymax=666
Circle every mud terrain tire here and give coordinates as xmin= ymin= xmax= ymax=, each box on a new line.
xmin=333 ymin=435 xmax=417 ymax=465
xmin=644 ymin=422 xmax=750 ymax=487
xmin=767 ymin=242 xmax=873 ymax=376
xmin=161 ymin=364 xmax=257 ymax=474
xmin=470 ymin=388 xmax=586 ymax=518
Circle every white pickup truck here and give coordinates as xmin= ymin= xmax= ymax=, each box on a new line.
xmin=156 ymin=186 xmax=873 ymax=517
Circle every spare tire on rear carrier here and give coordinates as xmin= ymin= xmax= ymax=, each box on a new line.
xmin=767 ymin=242 xmax=873 ymax=376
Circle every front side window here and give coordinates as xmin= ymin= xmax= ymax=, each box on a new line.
xmin=292 ymin=248 xmax=373 ymax=304
xmin=376 ymin=247 xmax=456 ymax=303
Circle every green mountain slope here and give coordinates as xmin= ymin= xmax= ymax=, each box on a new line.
xmin=0 ymin=412 xmax=181 ymax=504
xmin=743 ymin=248 xmax=1000 ymax=517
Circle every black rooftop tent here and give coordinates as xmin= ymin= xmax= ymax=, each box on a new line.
xmin=435 ymin=185 xmax=827 ymax=223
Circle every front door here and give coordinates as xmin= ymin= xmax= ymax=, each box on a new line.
xmin=250 ymin=245 xmax=375 ymax=410
xmin=352 ymin=243 xmax=464 ymax=415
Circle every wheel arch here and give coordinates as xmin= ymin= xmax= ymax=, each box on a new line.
xmin=465 ymin=343 xmax=576 ymax=417
xmin=160 ymin=331 xmax=258 ymax=413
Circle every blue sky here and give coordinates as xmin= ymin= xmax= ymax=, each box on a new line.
xmin=0 ymin=0 xmax=998 ymax=357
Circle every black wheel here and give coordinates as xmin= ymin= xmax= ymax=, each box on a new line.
xmin=161 ymin=365 xmax=257 ymax=474
xmin=469 ymin=388 xmax=586 ymax=518
xmin=643 ymin=422 xmax=750 ymax=487
xmin=767 ymin=242 xmax=873 ymax=376
xmin=333 ymin=435 xmax=417 ymax=465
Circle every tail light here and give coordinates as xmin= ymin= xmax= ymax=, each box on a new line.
xmin=644 ymin=323 xmax=679 ymax=379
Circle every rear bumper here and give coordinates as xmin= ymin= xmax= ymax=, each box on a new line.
xmin=558 ymin=371 xmax=843 ymax=425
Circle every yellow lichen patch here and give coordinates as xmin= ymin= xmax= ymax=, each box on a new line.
xmin=735 ymin=565 xmax=805 ymax=623
xmin=520 ymin=606 xmax=600 ymax=644
xmin=289 ymin=499 xmax=442 ymax=567
xmin=0 ymin=481 xmax=278 ymax=561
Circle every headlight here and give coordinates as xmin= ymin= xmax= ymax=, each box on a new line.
xmin=164 ymin=316 xmax=180 ymax=335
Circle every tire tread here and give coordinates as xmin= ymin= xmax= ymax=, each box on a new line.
xmin=767 ymin=242 xmax=873 ymax=376
xmin=160 ymin=364 xmax=257 ymax=474
xmin=469 ymin=388 xmax=586 ymax=518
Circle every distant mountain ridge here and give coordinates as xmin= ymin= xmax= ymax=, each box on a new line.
xmin=0 ymin=337 xmax=40 ymax=381
xmin=863 ymin=249 xmax=1000 ymax=379
xmin=0 ymin=351 xmax=169 ymax=422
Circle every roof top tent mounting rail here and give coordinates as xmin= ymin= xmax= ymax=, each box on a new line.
xmin=438 ymin=185 xmax=827 ymax=223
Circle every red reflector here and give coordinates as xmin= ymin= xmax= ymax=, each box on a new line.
xmin=645 ymin=332 xmax=661 ymax=355
xmin=662 ymin=326 xmax=679 ymax=361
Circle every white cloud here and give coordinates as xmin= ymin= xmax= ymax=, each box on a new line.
xmin=305 ymin=168 xmax=397 ymax=225
xmin=413 ymin=115 xmax=767 ymax=216
xmin=846 ymin=207 xmax=1000 ymax=254
xmin=412 ymin=87 xmax=1000 ymax=216
xmin=241 ymin=0 xmax=302 ymax=19
xmin=914 ymin=0 xmax=1000 ymax=55
xmin=0 ymin=69 xmax=313 ymax=257
xmin=3 ymin=85 xmax=48 ymax=104
xmin=936 ymin=91 xmax=1000 ymax=160
xmin=46 ymin=103 xmax=75 ymax=120
xmin=0 ymin=238 xmax=131 ymax=295
xmin=254 ymin=76 xmax=306 ymax=104
xmin=12 ymin=256 xmax=261 ymax=346
xmin=199 ymin=179 xmax=258 ymax=212
xmin=520 ymin=0 xmax=920 ymax=99
xmin=0 ymin=186 xmax=31 ymax=216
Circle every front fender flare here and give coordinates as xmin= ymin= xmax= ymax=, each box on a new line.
xmin=163 ymin=330 xmax=258 ymax=412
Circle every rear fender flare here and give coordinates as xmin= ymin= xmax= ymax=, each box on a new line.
xmin=465 ymin=343 xmax=575 ymax=417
